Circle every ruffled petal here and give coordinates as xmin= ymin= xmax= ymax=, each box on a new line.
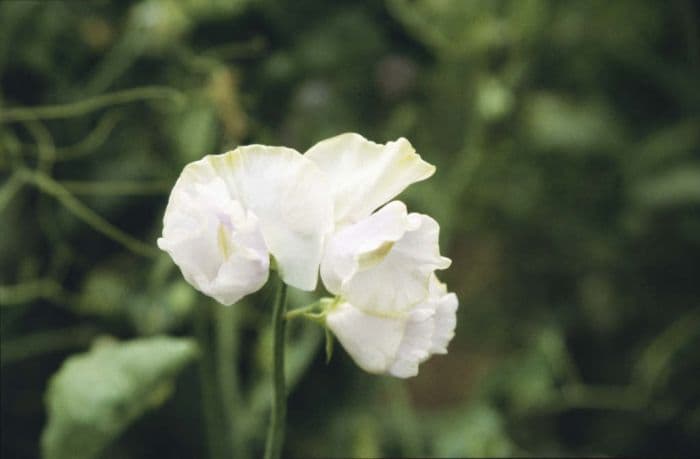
xmin=158 ymin=170 xmax=269 ymax=305
xmin=327 ymin=274 xmax=458 ymax=378
xmin=427 ymin=275 xmax=459 ymax=354
xmin=388 ymin=307 xmax=435 ymax=378
xmin=325 ymin=301 xmax=406 ymax=374
xmin=385 ymin=276 xmax=458 ymax=377
xmin=321 ymin=202 xmax=451 ymax=315
xmin=305 ymin=133 xmax=435 ymax=225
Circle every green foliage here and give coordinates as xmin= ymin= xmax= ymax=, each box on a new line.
xmin=41 ymin=337 xmax=198 ymax=459
xmin=433 ymin=404 xmax=513 ymax=457
xmin=1 ymin=0 xmax=699 ymax=457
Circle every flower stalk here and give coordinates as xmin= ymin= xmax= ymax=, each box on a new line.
xmin=264 ymin=277 xmax=288 ymax=459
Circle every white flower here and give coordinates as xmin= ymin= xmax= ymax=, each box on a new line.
xmin=306 ymin=133 xmax=450 ymax=315
xmin=304 ymin=133 xmax=457 ymax=377
xmin=158 ymin=145 xmax=333 ymax=305
xmin=325 ymin=274 xmax=458 ymax=378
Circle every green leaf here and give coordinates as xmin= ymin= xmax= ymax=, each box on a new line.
xmin=41 ymin=336 xmax=198 ymax=459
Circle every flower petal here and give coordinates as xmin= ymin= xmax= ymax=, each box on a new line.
xmin=320 ymin=200 xmax=408 ymax=295
xmin=305 ymin=133 xmax=435 ymax=225
xmin=327 ymin=275 xmax=458 ymax=378
xmin=388 ymin=307 xmax=435 ymax=378
xmin=206 ymin=145 xmax=334 ymax=290
xmin=386 ymin=275 xmax=459 ymax=377
xmin=388 ymin=274 xmax=458 ymax=376
xmin=325 ymin=301 xmax=406 ymax=374
xmin=321 ymin=202 xmax=451 ymax=315
xmin=158 ymin=171 xmax=269 ymax=305
xmin=427 ymin=275 xmax=459 ymax=354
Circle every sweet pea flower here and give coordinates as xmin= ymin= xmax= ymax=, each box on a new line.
xmin=158 ymin=145 xmax=333 ymax=305
xmin=326 ymin=274 xmax=458 ymax=378
xmin=304 ymin=133 xmax=458 ymax=377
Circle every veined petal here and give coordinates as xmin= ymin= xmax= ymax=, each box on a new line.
xmin=325 ymin=301 xmax=407 ymax=374
xmin=321 ymin=202 xmax=451 ymax=315
xmin=206 ymin=146 xmax=334 ymax=291
xmin=305 ymin=133 xmax=435 ymax=225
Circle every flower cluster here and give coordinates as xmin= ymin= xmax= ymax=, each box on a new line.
xmin=158 ymin=133 xmax=458 ymax=378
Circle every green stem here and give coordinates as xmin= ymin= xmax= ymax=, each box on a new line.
xmin=0 ymin=278 xmax=76 ymax=306
xmin=22 ymin=119 xmax=55 ymax=174
xmin=264 ymin=278 xmax=288 ymax=459
xmin=56 ymin=110 xmax=123 ymax=160
xmin=216 ymin=305 xmax=247 ymax=459
xmin=194 ymin=305 xmax=224 ymax=459
xmin=0 ymin=86 xmax=184 ymax=123
xmin=0 ymin=326 xmax=97 ymax=366
xmin=18 ymin=169 xmax=158 ymax=258
xmin=284 ymin=301 xmax=322 ymax=320
xmin=0 ymin=173 xmax=25 ymax=213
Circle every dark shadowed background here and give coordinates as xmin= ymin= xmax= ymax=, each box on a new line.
xmin=1 ymin=0 xmax=699 ymax=458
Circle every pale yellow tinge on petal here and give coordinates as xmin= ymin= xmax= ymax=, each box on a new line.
xmin=357 ymin=240 xmax=395 ymax=270
xmin=217 ymin=224 xmax=233 ymax=260
xmin=305 ymin=133 xmax=435 ymax=225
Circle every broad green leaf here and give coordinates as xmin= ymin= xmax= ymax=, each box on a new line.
xmin=41 ymin=336 xmax=198 ymax=459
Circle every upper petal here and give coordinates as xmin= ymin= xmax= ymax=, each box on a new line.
xmin=305 ymin=133 xmax=435 ymax=225
xmin=206 ymin=146 xmax=334 ymax=291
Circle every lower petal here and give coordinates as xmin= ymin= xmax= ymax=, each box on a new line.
xmin=326 ymin=301 xmax=406 ymax=374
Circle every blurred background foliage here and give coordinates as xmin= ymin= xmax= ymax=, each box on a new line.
xmin=1 ymin=0 xmax=699 ymax=457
